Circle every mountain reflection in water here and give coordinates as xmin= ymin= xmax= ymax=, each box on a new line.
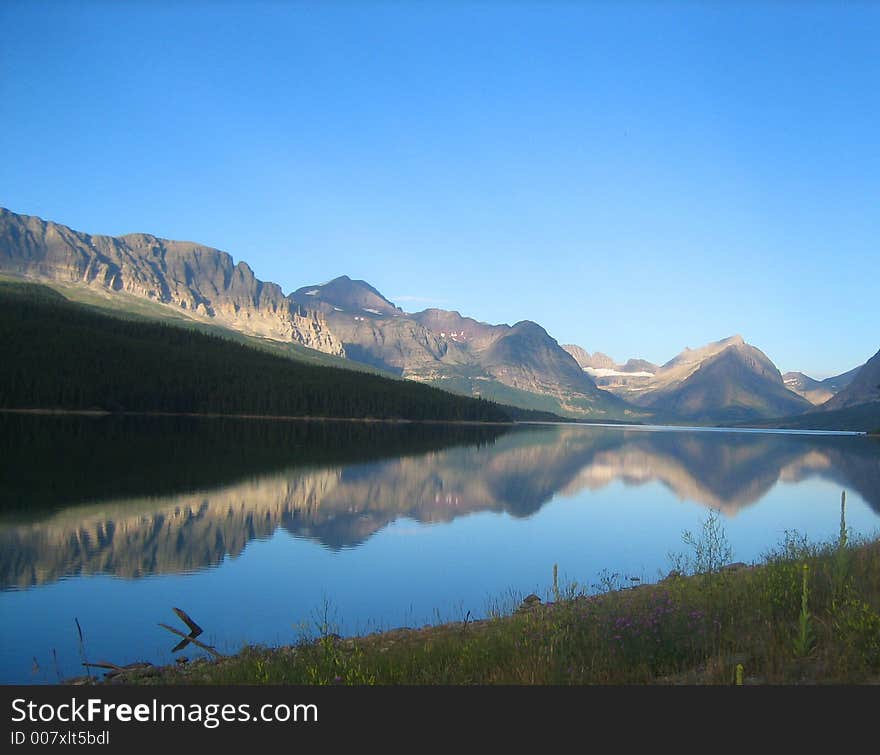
xmin=2 ymin=416 xmax=878 ymax=589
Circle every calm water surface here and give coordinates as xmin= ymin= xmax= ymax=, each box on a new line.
xmin=1 ymin=414 xmax=878 ymax=683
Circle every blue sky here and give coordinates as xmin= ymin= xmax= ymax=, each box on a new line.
xmin=1 ymin=1 xmax=877 ymax=377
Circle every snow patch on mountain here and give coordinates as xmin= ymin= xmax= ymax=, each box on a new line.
xmin=585 ymin=367 xmax=655 ymax=379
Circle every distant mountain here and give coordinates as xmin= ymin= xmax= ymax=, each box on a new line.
xmin=0 ymin=208 xmax=343 ymax=356
xmin=561 ymin=345 xmax=658 ymax=400
xmin=730 ymin=352 xmax=879 ymax=431
xmin=620 ymin=358 xmax=659 ymax=374
xmin=656 ymin=335 xmax=748 ymax=384
xmin=561 ymin=345 xmax=658 ymax=375
xmin=783 ymin=372 xmax=835 ymax=405
xmin=783 ymin=366 xmax=861 ymax=405
xmin=648 ymin=340 xmax=812 ymax=422
xmin=293 ymin=275 xmax=403 ymax=317
xmin=561 ymin=344 xmax=592 ymax=370
xmin=292 ymin=277 xmax=634 ymax=419
xmin=821 ymin=365 xmax=864 ymax=394
xmin=588 ymin=351 xmax=617 ymax=370
xmin=816 ymin=349 xmax=880 ymax=412
xmin=566 ymin=335 xmax=811 ymax=422
xmin=561 ymin=345 xmax=616 ymax=370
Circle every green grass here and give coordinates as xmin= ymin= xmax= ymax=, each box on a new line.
xmin=111 ymin=508 xmax=880 ymax=686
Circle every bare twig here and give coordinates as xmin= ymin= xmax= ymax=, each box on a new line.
xmin=74 ymin=618 xmax=93 ymax=682
xmin=159 ymin=623 xmax=224 ymax=658
xmin=82 ymin=660 xmax=154 ymax=679
xmin=172 ymin=607 xmax=203 ymax=637
xmin=82 ymin=661 xmax=126 ymax=672
xmin=52 ymin=648 xmax=61 ymax=683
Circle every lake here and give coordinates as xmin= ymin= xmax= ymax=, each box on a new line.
xmin=1 ymin=414 xmax=878 ymax=683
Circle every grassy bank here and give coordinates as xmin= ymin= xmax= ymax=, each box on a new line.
xmin=96 ymin=510 xmax=880 ymax=686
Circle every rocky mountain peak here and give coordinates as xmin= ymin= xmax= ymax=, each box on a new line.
xmin=0 ymin=208 xmax=344 ymax=356
xmin=292 ymin=275 xmax=402 ymax=317
xmin=589 ymin=351 xmax=617 ymax=370
xmin=510 ymin=320 xmax=553 ymax=339
xmin=560 ymin=345 xmax=617 ymax=370
xmin=561 ymin=344 xmax=593 ymax=370
xmin=817 ymin=348 xmax=880 ymax=412
xmin=663 ymin=335 xmax=746 ymax=370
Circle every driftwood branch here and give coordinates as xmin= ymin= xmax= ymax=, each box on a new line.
xmin=81 ymin=660 xmax=154 ymax=680
xmin=172 ymin=607 xmax=203 ymax=637
xmin=82 ymin=660 xmax=126 ymax=671
xmin=158 ymin=623 xmax=224 ymax=658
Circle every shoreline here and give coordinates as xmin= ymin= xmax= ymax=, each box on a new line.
xmin=1 ymin=408 xmax=871 ymax=435
xmin=68 ymin=535 xmax=880 ymax=686
xmin=0 ymin=407 xmax=516 ymax=427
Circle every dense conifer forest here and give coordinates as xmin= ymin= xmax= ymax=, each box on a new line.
xmin=0 ymin=283 xmax=511 ymax=422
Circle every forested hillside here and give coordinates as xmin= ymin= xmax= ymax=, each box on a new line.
xmin=0 ymin=283 xmax=510 ymax=422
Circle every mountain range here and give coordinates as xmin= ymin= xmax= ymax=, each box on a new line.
xmin=816 ymin=349 xmax=880 ymax=412
xmin=562 ymin=337 xmax=876 ymax=426
xmin=564 ymin=336 xmax=814 ymax=423
xmin=783 ymin=368 xmax=861 ymax=405
xmin=289 ymin=276 xmax=631 ymax=419
xmin=1 ymin=207 xmax=876 ymax=427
